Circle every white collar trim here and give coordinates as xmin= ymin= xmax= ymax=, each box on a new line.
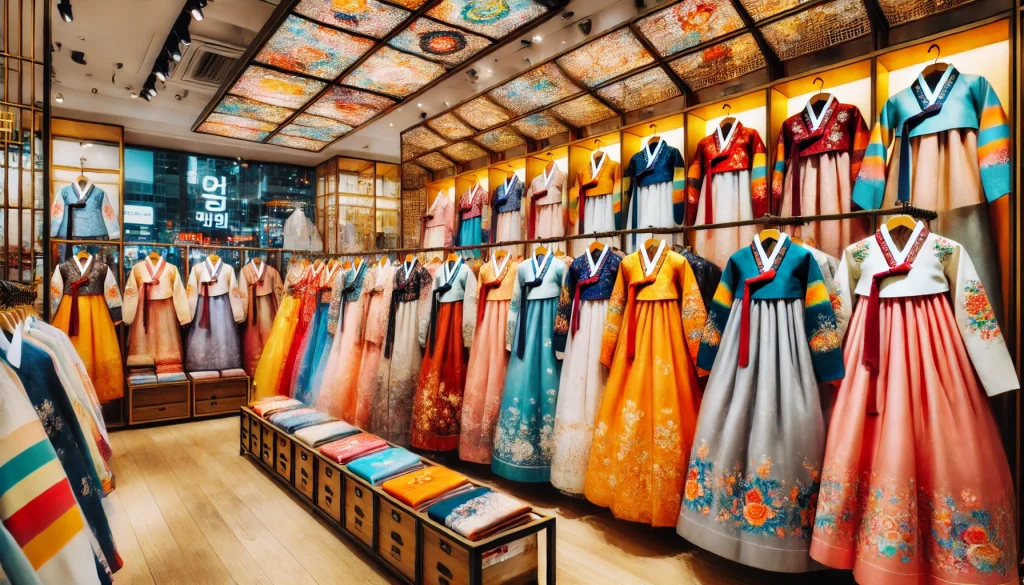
xmin=72 ymin=180 xmax=93 ymax=201
xmin=403 ymin=257 xmax=417 ymax=279
xmin=74 ymin=254 xmax=93 ymax=277
xmin=586 ymin=246 xmax=609 ymax=277
xmin=805 ymin=94 xmax=834 ymax=131
xmin=917 ymin=66 xmax=954 ymax=106
xmin=716 ymin=121 xmax=738 ymax=150
xmin=250 ymin=260 xmax=266 ymax=280
xmin=639 ymin=240 xmax=666 ymax=278
xmin=643 ymin=137 xmax=664 ymax=170
xmin=590 ymin=150 xmax=606 ymax=177
xmin=531 ymin=249 xmax=552 ymax=279
xmin=492 ymin=253 xmax=510 ymax=278
xmin=754 ymin=232 xmax=788 ymax=270
xmin=880 ymin=221 xmax=925 ymax=264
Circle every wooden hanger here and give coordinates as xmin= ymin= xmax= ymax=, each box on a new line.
xmin=758 ymin=228 xmax=782 ymax=253
xmin=807 ymin=77 xmax=832 ymax=116
xmin=643 ymin=238 xmax=664 ymax=262
xmin=429 ymin=255 xmax=442 ymax=264
xmin=252 ymin=256 xmax=262 ymax=265
xmin=885 ymin=214 xmax=918 ymax=235
xmin=554 ymin=249 xmax=566 ymax=258
xmin=207 ymin=253 xmax=220 ymax=264
xmin=378 ymin=255 xmax=388 ymax=267
xmin=720 ymin=103 xmax=736 ymax=136
xmin=75 ymin=248 xmax=91 ymax=260
xmin=494 ymin=249 xmax=509 ymax=260
xmin=147 ymin=250 xmax=162 ymax=261
xmin=533 ymin=245 xmax=548 ymax=260
xmin=77 ymin=157 xmax=89 ymax=189
xmin=405 ymin=253 xmax=415 ymax=263
xmin=342 ymin=260 xmax=352 ymax=270
xmin=446 ymin=252 xmax=460 ymax=268
xmin=299 ymin=257 xmax=312 ymax=268
xmin=591 ymin=139 xmax=605 ymax=162
xmin=920 ymin=44 xmax=949 ymax=88
xmin=791 ymin=235 xmax=804 ymax=246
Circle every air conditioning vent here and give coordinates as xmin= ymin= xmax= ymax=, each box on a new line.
xmin=191 ymin=51 xmax=236 ymax=85
xmin=178 ymin=39 xmax=243 ymax=89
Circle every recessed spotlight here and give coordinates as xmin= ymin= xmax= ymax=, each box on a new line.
xmin=129 ymin=91 xmax=137 ymax=99
xmin=389 ymin=123 xmax=393 ymax=127
xmin=81 ymin=142 xmax=94 ymax=148
xmin=561 ymin=41 xmax=566 ymax=45
xmin=417 ymin=102 xmax=423 ymax=108
xmin=444 ymin=101 xmax=450 ymax=106
xmin=532 ymin=35 xmax=543 ymax=43
xmin=55 ymin=93 xmax=64 ymax=103
xmin=486 ymin=69 xmax=492 ymax=74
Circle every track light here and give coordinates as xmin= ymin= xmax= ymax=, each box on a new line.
xmin=173 ymin=15 xmax=191 ymax=46
xmin=141 ymin=92 xmax=151 ymax=102
xmin=154 ymin=58 xmax=169 ymax=82
xmin=164 ymin=41 xmax=182 ymax=63
xmin=57 ymin=0 xmax=72 ymax=22
xmin=189 ymin=0 xmax=207 ymax=21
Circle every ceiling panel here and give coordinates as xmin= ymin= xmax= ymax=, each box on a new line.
xmin=487 ymin=63 xmax=583 ymax=115
xmin=878 ymin=0 xmax=976 ymax=25
xmin=596 ymin=67 xmax=681 ymax=111
xmin=454 ymin=96 xmax=512 ymax=130
xmin=760 ymin=0 xmax=871 ymax=60
xmin=427 ymin=0 xmax=549 ymax=38
xmin=474 ymin=127 xmax=526 ymax=151
xmin=341 ymin=46 xmax=447 ymax=98
xmin=305 ymin=86 xmax=396 ymax=126
xmin=402 ymin=125 xmax=450 ymax=150
xmin=550 ymin=95 xmax=617 ymax=128
xmin=668 ymin=33 xmax=766 ymax=91
xmin=293 ymin=0 xmax=411 ymax=38
xmin=510 ymin=112 xmax=568 ymax=140
xmin=197 ymin=122 xmax=273 ymax=142
xmin=389 ymin=17 xmax=492 ymax=68
xmin=213 ymin=96 xmax=294 ymax=124
xmin=441 ymin=141 xmax=488 ymax=162
xmin=636 ymin=0 xmax=745 ymax=57
xmin=416 ymin=151 xmax=455 ymax=170
xmin=427 ymin=113 xmax=475 ymax=140
xmin=556 ymin=28 xmax=655 ymax=88
xmin=737 ymin=0 xmax=803 ymax=21
xmin=204 ymin=113 xmax=278 ymax=132
xmin=255 ymin=15 xmax=376 ymax=80
xmin=267 ymin=134 xmax=329 ymax=150
xmin=278 ymin=114 xmax=354 ymax=141
xmin=228 ymin=66 xmax=327 ymax=110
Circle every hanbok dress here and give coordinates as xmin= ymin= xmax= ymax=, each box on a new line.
xmin=456 ymin=183 xmax=487 ymax=258
xmin=526 ymin=164 xmax=567 ymax=252
xmin=459 ymin=253 xmax=518 ymax=464
xmin=492 ymin=174 xmax=525 ymax=256
xmin=317 ymin=260 xmax=372 ymax=423
xmin=676 ymin=234 xmax=844 ymax=572
xmin=622 ymin=138 xmax=686 ymax=253
xmin=278 ymin=261 xmax=326 ymax=394
xmin=549 ymin=247 xmax=622 ymax=495
xmin=422 ymin=191 xmax=455 ymax=249
xmin=356 ymin=261 xmax=398 ymax=433
xmin=568 ymin=153 xmax=621 ymax=256
xmin=239 ymin=260 xmax=283 ymax=376
xmin=252 ymin=261 xmax=308 ymax=399
xmin=681 ymin=249 xmax=723 ymax=310
xmin=771 ymin=98 xmax=872 ymax=258
xmin=50 ymin=180 xmax=120 ymax=260
xmin=491 ymin=251 xmax=566 ymax=482
xmin=376 ymin=258 xmax=433 ymax=445
xmin=686 ymin=122 xmax=769 ymax=268
xmin=123 ymin=257 xmax=191 ymax=378
xmin=809 ymin=222 xmax=1019 ymax=585
xmin=584 ymin=242 xmax=708 ymax=526
xmin=411 ymin=257 xmax=477 ymax=451
xmin=50 ymin=255 xmax=124 ymax=402
xmin=185 ymin=258 xmax=245 ymax=373
xmin=293 ymin=262 xmax=342 ymax=405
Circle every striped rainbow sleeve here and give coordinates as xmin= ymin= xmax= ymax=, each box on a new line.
xmin=750 ymin=131 xmax=769 ymax=218
xmin=696 ymin=259 xmax=734 ymax=371
xmin=849 ymin=107 xmax=871 ymax=190
xmin=672 ymin=148 xmax=687 ymax=225
xmin=852 ymin=104 xmax=892 ymax=210
xmin=770 ymin=130 xmax=787 ymax=215
xmin=977 ymin=80 xmax=1010 ymax=201
xmin=684 ymin=149 xmax=703 ymax=226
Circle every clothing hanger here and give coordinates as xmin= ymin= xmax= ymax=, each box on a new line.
xmin=791 ymin=236 xmax=804 ymax=246
xmin=885 ymin=213 xmax=918 ymax=237
xmin=644 ymin=238 xmax=663 ymax=259
xmin=720 ymin=104 xmax=736 ymax=136
xmin=533 ymin=245 xmax=548 ymax=261
xmin=252 ymin=256 xmax=262 ymax=265
xmin=554 ymin=249 xmax=566 ymax=258
xmin=920 ymin=44 xmax=949 ymax=88
xmin=647 ymin=124 xmax=660 ymax=147
xmin=147 ymin=250 xmax=162 ymax=261
xmin=75 ymin=248 xmax=91 ymax=261
xmin=207 ymin=252 xmax=220 ymax=264
xmin=758 ymin=228 xmax=782 ymax=253
xmin=405 ymin=253 xmax=416 ymax=264
xmin=591 ymin=139 xmax=605 ymax=163
xmin=807 ymin=77 xmax=832 ymax=117
xmin=77 ymin=157 xmax=89 ymax=189
xmin=493 ymin=249 xmax=509 ymax=260
xmin=378 ymin=255 xmax=388 ymax=267
xmin=446 ymin=252 xmax=460 ymax=270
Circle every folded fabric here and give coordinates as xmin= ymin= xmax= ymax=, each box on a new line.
xmin=347 ymin=448 xmax=424 ymax=486
xmin=188 ymin=370 xmax=220 ymax=380
xmin=268 ymin=408 xmax=335 ymax=433
xmin=156 ymin=364 xmax=184 ymax=373
xmin=427 ymin=487 xmax=533 ymax=541
xmin=250 ymin=395 xmax=289 ymax=407
xmin=383 ymin=466 xmax=473 ymax=511
xmin=127 ymin=354 xmax=155 ymax=367
xmin=156 ymin=371 xmax=188 ymax=382
xmin=294 ymin=420 xmax=360 ymax=447
xmin=127 ymin=374 xmax=158 ymax=385
xmin=220 ymin=368 xmax=248 ymax=378
xmin=319 ymin=433 xmax=389 ymax=465
xmin=252 ymin=398 xmax=304 ymax=417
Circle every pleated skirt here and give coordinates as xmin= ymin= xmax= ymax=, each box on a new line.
xmin=293 ymin=301 xmax=331 ymax=406
xmin=185 ymin=294 xmax=242 ymax=372
xmin=692 ymin=170 xmax=758 ymax=268
xmin=242 ymin=294 xmax=277 ymax=376
xmin=411 ymin=302 xmax=466 ymax=451
xmin=423 ymin=224 xmax=448 ymax=249
xmin=371 ymin=301 xmax=421 ymax=445
xmin=53 ymin=295 xmax=124 ymax=403
xmin=572 ymin=194 xmax=618 ymax=256
xmin=459 ymin=299 xmax=511 ymax=464
xmin=317 ymin=302 xmax=368 ymax=424
xmin=495 ymin=210 xmax=523 ymax=257
xmin=625 ymin=181 xmax=676 ymax=253
xmin=459 ymin=216 xmax=482 ymax=258
xmin=127 ymin=298 xmax=184 ymax=370
xmin=252 ymin=293 xmax=300 ymax=399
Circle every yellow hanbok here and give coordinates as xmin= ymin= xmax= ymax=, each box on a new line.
xmin=253 ymin=262 xmax=308 ymax=399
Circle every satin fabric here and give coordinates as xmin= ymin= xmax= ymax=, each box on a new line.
xmin=51 ymin=295 xmax=123 ymax=402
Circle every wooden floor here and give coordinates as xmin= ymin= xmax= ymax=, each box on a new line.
xmin=106 ymin=417 xmax=858 ymax=585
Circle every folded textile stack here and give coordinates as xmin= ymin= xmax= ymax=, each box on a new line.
xmin=320 ymin=433 xmax=389 ymax=464
xmin=268 ymin=408 xmax=335 ymax=433
xmin=252 ymin=397 xmax=304 ymax=417
xmin=295 ymin=420 xmax=360 ymax=447
xmin=127 ymin=355 xmax=157 ymax=384
xmin=188 ymin=370 xmax=220 ymax=380
xmin=155 ymin=364 xmax=187 ymax=382
xmin=428 ymin=487 xmax=533 ymax=541
xmin=382 ymin=466 xmax=474 ymax=511
xmin=220 ymin=368 xmax=248 ymax=378
xmin=347 ymin=447 xmax=424 ymax=485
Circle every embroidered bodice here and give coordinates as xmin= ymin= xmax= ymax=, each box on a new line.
xmin=623 ymin=139 xmax=687 ymax=226
xmin=393 ymin=260 xmax=433 ymax=303
xmin=50 ymin=257 xmax=122 ymax=322
xmin=50 ymin=182 xmax=120 ymax=239
xmin=123 ymin=258 xmax=191 ymax=326
xmin=477 ymin=255 xmax=518 ymax=301
xmin=493 ymin=175 xmax=524 ymax=214
xmin=553 ymin=248 xmax=623 ymax=353
xmin=459 ymin=184 xmax=487 ymax=219
xmin=685 ymin=122 xmax=769 ymax=224
xmin=527 ymin=166 xmax=567 ymax=207
xmin=241 ymin=262 xmax=283 ymax=301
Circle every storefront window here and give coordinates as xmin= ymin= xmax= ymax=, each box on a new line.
xmin=123 ymin=146 xmax=316 ymax=247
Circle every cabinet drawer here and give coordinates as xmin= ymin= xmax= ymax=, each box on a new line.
xmin=344 ymin=477 xmax=374 ymax=547
xmin=260 ymin=425 xmax=274 ymax=467
xmin=240 ymin=418 xmax=250 ymax=452
xmin=194 ymin=378 xmax=248 ymax=401
xmin=132 ymin=384 xmax=189 ymax=407
xmin=275 ymin=433 xmax=292 ymax=481
xmin=423 ymin=527 xmax=469 ymax=585
xmin=131 ymin=402 xmax=189 ymax=423
xmin=293 ymin=445 xmax=315 ymax=501
xmin=195 ymin=396 xmax=247 ymax=416
xmin=378 ymin=499 xmax=416 ymax=581
xmin=316 ymin=462 xmax=342 ymax=522
xmin=422 ymin=528 xmax=538 ymax=585
xmin=249 ymin=418 xmax=261 ymax=455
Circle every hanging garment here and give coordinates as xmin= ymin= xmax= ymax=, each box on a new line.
xmin=456 ymin=184 xmax=488 ymax=258
xmin=491 ymin=251 xmax=567 ymax=482
xmin=459 ymin=253 xmax=518 ymax=464
xmin=549 ymin=247 xmax=622 ymax=495
xmin=356 ymin=262 xmax=397 ymax=435
xmin=584 ymin=243 xmax=708 ymax=526
xmin=809 ymin=223 xmax=1019 ymax=585
xmin=676 ymin=234 xmax=844 ymax=572
xmin=239 ymin=261 xmax=284 ymax=376
xmin=185 ymin=259 xmax=245 ymax=373
xmin=681 ymin=249 xmax=723 ymax=310
xmin=50 ymin=181 xmax=120 ymax=240
xmin=123 ymin=257 xmax=191 ymax=377
xmin=770 ymin=97 xmax=872 ymax=258
xmin=317 ymin=260 xmax=372 ymax=423
xmin=568 ymin=154 xmax=621 ymax=256
xmin=375 ymin=258 xmax=432 ymax=445
xmin=294 ymin=263 xmax=342 ymax=406
xmin=622 ymin=139 xmax=687 ymax=253
xmin=49 ymin=256 xmax=124 ymax=402
xmin=278 ymin=262 xmax=327 ymax=395
xmin=282 ymin=208 xmax=322 ymax=251
xmin=252 ymin=262 xmax=308 ymax=399
xmin=411 ymin=257 xmax=477 ymax=451
xmin=422 ymin=192 xmax=456 ymax=249
xmin=526 ymin=164 xmax=568 ymax=248
xmin=853 ymin=67 xmax=1011 ymax=322
xmin=492 ymin=174 xmax=526 ymax=256
xmin=686 ymin=122 xmax=769 ymax=268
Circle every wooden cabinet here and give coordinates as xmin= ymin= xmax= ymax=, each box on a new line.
xmin=128 ymin=381 xmax=190 ymax=425
xmin=193 ymin=376 xmax=250 ymax=418
xmin=378 ymin=498 xmax=416 ymax=581
xmin=316 ymin=461 xmax=342 ymax=522
xmin=345 ymin=477 xmax=374 ymax=547
xmin=293 ymin=445 xmax=315 ymax=501
xmin=275 ymin=432 xmax=292 ymax=481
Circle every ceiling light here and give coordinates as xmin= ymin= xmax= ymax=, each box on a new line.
xmin=166 ymin=41 xmax=182 ymax=63
xmin=154 ymin=58 xmax=169 ymax=82
xmin=532 ymin=35 xmax=543 ymax=43
xmin=173 ymin=15 xmax=191 ymax=45
xmin=55 ymin=93 xmax=64 ymax=103
xmin=129 ymin=91 xmax=137 ymax=99
xmin=81 ymin=142 xmax=94 ymax=148
xmin=141 ymin=92 xmax=151 ymax=102
xmin=389 ymin=123 xmax=393 ymax=127
xmin=417 ymin=103 xmax=423 ymax=108
xmin=486 ymin=69 xmax=492 ymax=74
xmin=189 ymin=0 xmax=207 ymax=21
xmin=444 ymin=101 xmax=450 ymax=106
xmin=57 ymin=0 xmax=72 ymax=22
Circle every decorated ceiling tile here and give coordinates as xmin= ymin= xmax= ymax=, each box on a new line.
xmin=255 ymin=15 xmax=376 ymax=80
xmin=487 ymin=63 xmax=583 ymax=115
xmin=228 ymin=66 xmax=326 ymax=110
xmin=294 ymin=0 xmax=411 ymax=38
xmin=389 ymin=18 xmax=491 ymax=68
xmin=267 ymin=134 xmax=329 ymax=151
xmin=197 ymin=122 xmax=271 ymax=142
xmin=213 ymin=95 xmax=294 ymax=124
xmin=305 ymin=86 xmax=395 ymax=126
xmin=596 ymin=67 xmax=681 ymax=112
xmin=760 ymin=0 xmax=870 ymax=60
xmin=442 ymin=141 xmax=488 ymax=162
xmin=389 ymin=0 xmax=428 ymax=7
xmin=668 ymin=33 xmax=766 ymax=91
xmin=556 ymin=28 xmax=655 ymax=88
xmin=454 ymin=96 xmax=512 ymax=130
xmin=474 ymin=127 xmax=526 ymax=152
xmin=203 ymin=113 xmax=278 ymax=132
xmin=427 ymin=0 xmax=548 ymax=38
xmin=341 ymin=46 xmax=446 ymax=98
xmin=877 ymin=0 xmax=975 ymax=26
xmin=416 ymin=152 xmax=455 ymax=171
xmin=636 ymin=0 xmax=745 ymax=57
xmin=403 ymin=125 xmax=449 ymax=150
xmin=550 ymin=95 xmax=618 ymax=128
xmin=427 ymin=113 xmax=474 ymax=140
xmin=402 ymin=142 xmax=427 ymax=161
xmin=277 ymin=114 xmax=353 ymax=142
xmin=510 ymin=112 xmax=568 ymax=140
xmin=736 ymin=0 xmax=802 ymax=22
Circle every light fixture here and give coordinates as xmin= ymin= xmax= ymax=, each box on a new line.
xmin=532 ymin=35 xmax=543 ymax=43
xmin=165 ymin=41 xmax=182 ymax=63
xmin=444 ymin=101 xmax=450 ymax=106
xmin=189 ymin=0 xmax=207 ymax=21
xmin=173 ymin=14 xmax=191 ymax=45
xmin=154 ymin=58 xmax=169 ymax=81
xmin=81 ymin=142 xmax=94 ymax=148
xmin=417 ymin=103 xmax=423 ymax=108
xmin=129 ymin=91 xmax=137 ymax=99
xmin=55 ymin=93 xmax=64 ymax=103
xmin=389 ymin=123 xmax=393 ymax=126
xmin=141 ymin=92 xmax=151 ymax=102
xmin=57 ymin=0 xmax=73 ymax=22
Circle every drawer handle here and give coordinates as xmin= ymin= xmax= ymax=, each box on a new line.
xmin=439 ymin=578 xmax=450 ymax=585
xmin=391 ymin=531 xmax=403 ymax=546
xmin=354 ymin=505 xmax=365 ymax=518
xmin=325 ymin=485 xmax=334 ymax=496
xmin=436 ymin=562 xmax=453 ymax=579
xmin=354 ymin=486 xmax=363 ymax=498
xmin=354 ymin=517 xmax=363 ymax=528
xmin=211 ymin=401 xmax=218 ymax=407
xmin=301 ymin=452 xmax=308 ymax=461
xmin=300 ymin=469 xmax=309 ymax=478
xmin=210 ymin=394 xmax=217 ymax=400
xmin=326 ymin=468 xmax=333 ymax=478
xmin=391 ymin=510 xmax=401 ymax=523
xmin=156 ymin=407 xmax=166 ymax=412
xmin=325 ymin=495 xmax=333 ymax=506
xmin=439 ymin=540 xmax=452 ymax=555
xmin=300 ymin=479 xmax=308 ymax=487
xmin=390 ymin=544 xmax=401 ymax=559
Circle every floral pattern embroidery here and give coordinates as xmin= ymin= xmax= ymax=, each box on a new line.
xmin=962 ymin=280 xmax=1000 ymax=341
xmin=933 ymin=238 xmax=956 ymax=263
xmin=701 ymin=314 xmax=722 ymax=347
xmin=850 ymin=241 xmax=870 ymax=264
xmin=808 ymin=313 xmax=841 ymax=354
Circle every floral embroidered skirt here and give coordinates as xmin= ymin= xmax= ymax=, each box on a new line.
xmin=53 ymin=294 xmax=124 ymax=402
xmin=128 ymin=298 xmax=185 ymax=373
xmin=185 ymin=293 xmax=242 ymax=373
xmin=317 ymin=302 xmax=368 ymax=425
xmin=810 ymin=294 xmax=1018 ymax=585
xmin=242 ymin=293 xmax=277 ymax=376
xmin=293 ymin=300 xmax=331 ymax=406
xmin=585 ymin=298 xmax=702 ymax=527
xmin=411 ymin=301 xmax=467 ymax=451
xmin=677 ymin=299 xmax=826 ymax=573
xmin=492 ymin=296 xmax=561 ymax=482
xmin=550 ymin=298 xmax=609 ymax=496
xmin=371 ymin=301 xmax=422 ymax=445
xmin=459 ymin=299 xmax=510 ymax=464
xmin=253 ymin=293 xmax=300 ymax=399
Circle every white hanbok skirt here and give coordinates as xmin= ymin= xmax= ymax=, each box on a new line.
xmin=572 ymin=194 xmax=617 ymax=256
xmin=495 ymin=210 xmax=523 ymax=257
xmin=625 ymin=181 xmax=677 ymax=253
xmin=422 ymin=225 xmax=448 ymax=250
xmin=692 ymin=170 xmax=757 ymax=268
